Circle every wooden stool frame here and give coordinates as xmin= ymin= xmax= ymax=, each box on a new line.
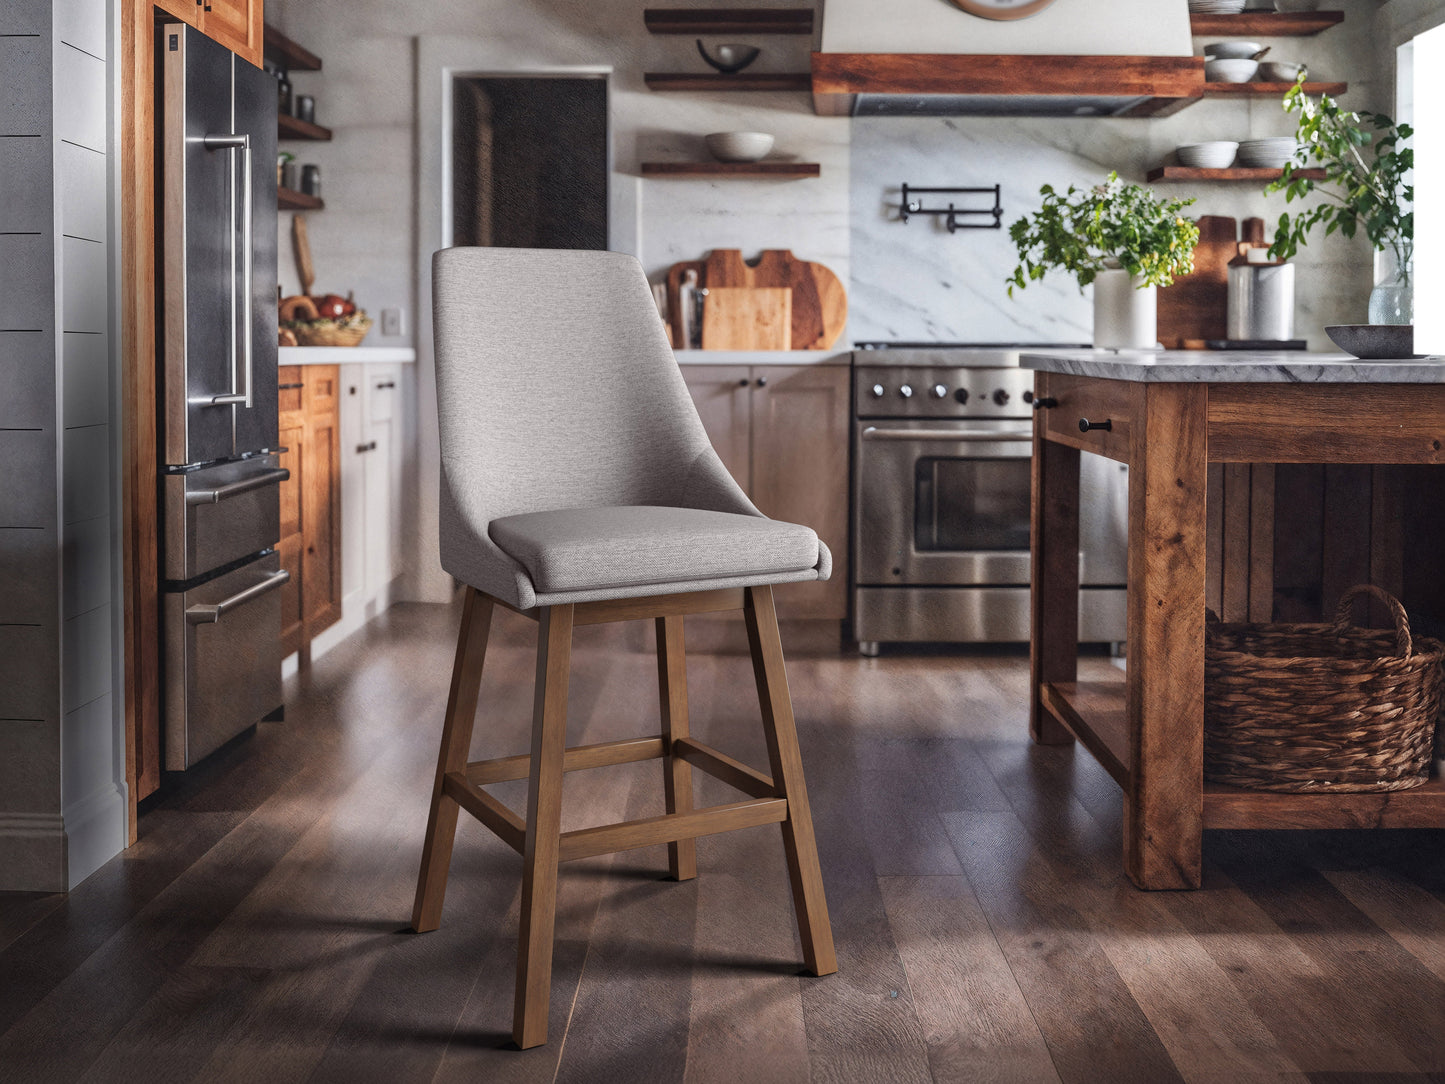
xmin=410 ymin=583 xmax=837 ymax=1049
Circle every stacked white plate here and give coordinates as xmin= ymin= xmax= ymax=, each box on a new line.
xmin=1189 ymin=0 xmax=1247 ymax=13
xmin=1238 ymin=137 xmax=1299 ymax=168
xmin=1178 ymin=141 xmax=1239 ymax=169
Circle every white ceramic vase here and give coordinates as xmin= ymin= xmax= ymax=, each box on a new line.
xmin=1092 ymin=266 xmax=1157 ymax=350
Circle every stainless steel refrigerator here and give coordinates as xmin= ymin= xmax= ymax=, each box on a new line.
xmin=159 ymin=23 xmax=286 ymax=771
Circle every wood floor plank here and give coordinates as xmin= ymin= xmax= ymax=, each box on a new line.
xmin=5 ymin=603 xmax=1445 ymax=1081
xmin=941 ymin=810 xmax=1187 ymax=1084
xmin=878 ymin=874 xmax=1059 ymax=1084
xmin=1323 ymin=868 xmax=1445 ymax=984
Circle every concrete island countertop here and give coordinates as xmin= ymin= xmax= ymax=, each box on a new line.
xmin=1020 ymin=349 xmax=1445 ymax=383
xmin=671 ymin=350 xmax=850 ymax=367
xmin=279 ymin=346 xmax=417 ymax=365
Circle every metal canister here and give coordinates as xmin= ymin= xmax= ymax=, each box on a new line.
xmin=1227 ymin=256 xmax=1295 ymax=341
xmin=300 ymin=164 xmax=321 ymax=198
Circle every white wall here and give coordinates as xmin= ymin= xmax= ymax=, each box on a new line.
xmin=0 ymin=0 xmax=127 ymax=892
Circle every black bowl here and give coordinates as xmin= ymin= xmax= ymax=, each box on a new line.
xmin=1324 ymin=324 xmax=1418 ymax=360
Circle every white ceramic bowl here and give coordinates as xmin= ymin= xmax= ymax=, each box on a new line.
xmin=1177 ymin=141 xmax=1239 ymax=169
xmin=1189 ymin=0 xmax=1247 ymax=13
xmin=1237 ymin=137 xmax=1299 ymax=168
xmin=1258 ymin=60 xmax=1306 ymax=82
xmin=1274 ymin=0 xmax=1321 ymax=11
xmin=1203 ymin=41 xmax=1263 ymax=60
xmin=704 ymin=131 xmax=774 ymax=163
xmin=1205 ymin=58 xmax=1259 ymax=83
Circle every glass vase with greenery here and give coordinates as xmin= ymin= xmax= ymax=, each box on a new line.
xmin=1265 ymin=80 xmax=1414 ymax=324
xmin=1007 ymin=172 xmax=1199 ymax=295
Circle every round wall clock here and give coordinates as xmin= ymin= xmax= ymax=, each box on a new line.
xmin=949 ymin=0 xmax=1059 ymax=20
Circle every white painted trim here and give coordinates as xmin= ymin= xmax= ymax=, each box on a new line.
xmin=63 ymin=781 xmax=127 ymax=887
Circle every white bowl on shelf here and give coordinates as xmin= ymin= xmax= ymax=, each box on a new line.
xmin=1237 ymin=137 xmax=1299 ymax=168
xmin=1274 ymin=0 xmax=1321 ymax=11
xmin=1258 ymin=60 xmax=1306 ymax=82
xmin=1189 ymin=0 xmax=1247 ymax=13
xmin=1205 ymin=58 xmax=1260 ymax=82
xmin=1177 ymin=141 xmax=1239 ymax=169
xmin=704 ymin=131 xmax=774 ymax=163
xmin=1203 ymin=41 xmax=1263 ymax=60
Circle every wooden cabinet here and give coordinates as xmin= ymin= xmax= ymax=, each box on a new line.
xmin=154 ymin=0 xmax=263 ymax=66
xmin=682 ymin=364 xmax=850 ymax=620
xmin=277 ymin=364 xmax=342 ymax=657
xmin=200 ymin=0 xmax=263 ymax=66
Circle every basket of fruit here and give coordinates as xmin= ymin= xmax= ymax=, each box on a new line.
xmin=279 ymin=292 xmax=372 ymax=347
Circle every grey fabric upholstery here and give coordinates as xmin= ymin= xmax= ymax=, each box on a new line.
xmin=432 ymin=247 xmax=831 ymax=609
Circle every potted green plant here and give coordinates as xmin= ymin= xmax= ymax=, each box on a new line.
xmin=1007 ymin=172 xmax=1199 ymax=349
xmin=1265 ymin=80 xmax=1414 ymax=325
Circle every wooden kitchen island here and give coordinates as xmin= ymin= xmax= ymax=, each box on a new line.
xmin=1023 ymin=349 xmax=1445 ymax=890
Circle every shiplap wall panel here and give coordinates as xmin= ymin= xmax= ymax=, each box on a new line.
xmin=52 ymin=0 xmax=103 ymax=59
xmin=0 ymin=135 xmax=51 ymax=232
xmin=60 ymin=236 xmax=108 ymax=333
xmin=0 ymin=626 xmax=59 ymax=720
xmin=0 ymin=527 xmax=56 ymax=624
xmin=0 ymin=37 xmax=50 ymax=133
xmin=0 ymin=719 xmax=60 ymax=813
xmin=0 ymin=332 xmax=55 ymax=428
xmin=62 ymin=330 xmax=108 ymax=428
xmin=62 ymin=512 xmax=109 ymax=619
xmin=58 ymin=140 xmax=106 ymax=242
xmin=52 ymin=42 xmax=105 ymax=151
xmin=0 ymin=235 xmax=56 ymax=327
xmin=0 ymin=429 xmax=57 ymax=527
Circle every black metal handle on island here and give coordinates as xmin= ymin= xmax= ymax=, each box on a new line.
xmin=1078 ymin=418 xmax=1112 ymax=433
xmin=1032 ymin=397 xmax=1058 ymax=410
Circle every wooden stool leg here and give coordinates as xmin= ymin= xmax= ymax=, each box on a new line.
xmin=743 ymin=585 xmax=837 ymax=977
xmin=657 ymin=615 xmax=697 ymax=881
xmin=412 ymin=587 xmax=494 ymax=933
xmin=513 ymin=604 xmax=574 ymax=1049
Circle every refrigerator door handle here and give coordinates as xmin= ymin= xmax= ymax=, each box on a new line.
xmin=184 ymin=466 xmax=289 ymax=505
xmin=185 ymin=568 xmax=290 ymax=625
xmin=202 ymin=131 xmax=253 ymax=410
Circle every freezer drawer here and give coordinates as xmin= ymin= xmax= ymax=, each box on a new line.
xmin=164 ymin=455 xmax=286 ymax=581
xmin=164 ymin=552 xmax=287 ymax=770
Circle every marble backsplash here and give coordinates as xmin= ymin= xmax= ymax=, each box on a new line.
xmin=847 ymin=110 xmax=1380 ymax=349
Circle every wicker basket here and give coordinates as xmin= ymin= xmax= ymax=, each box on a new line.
xmin=285 ymin=313 xmax=372 ymax=347
xmin=1204 ymin=585 xmax=1445 ymax=793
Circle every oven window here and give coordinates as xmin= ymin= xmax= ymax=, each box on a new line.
xmin=914 ymin=456 xmax=1032 ymax=552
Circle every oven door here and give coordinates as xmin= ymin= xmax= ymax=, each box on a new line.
xmin=854 ymin=418 xmax=1034 ymax=586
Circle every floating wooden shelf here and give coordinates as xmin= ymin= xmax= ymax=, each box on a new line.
xmin=644 ymin=8 xmax=813 ymax=34
xmin=1202 ymin=80 xmax=1347 ymax=98
xmin=1190 ymin=10 xmax=1344 ymax=37
xmin=263 ymin=24 xmax=321 ymax=71
xmin=278 ymin=187 xmax=324 ymax=211
xmin=1147 ymin=166 xmax=1327 ymax=182
xmin=641 ymin=161 xmax=820 ymax=178
xmin=644 ymin=72 xmax=813 ymax=92
xmin=278 ymin=113 xmax=333 ymax=141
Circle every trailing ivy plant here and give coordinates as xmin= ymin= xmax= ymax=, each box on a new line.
xmin=1265 ymin=78 xmax=1413 ymax=277
xmin=1007 ymin=172 xmax=1199 ymax=296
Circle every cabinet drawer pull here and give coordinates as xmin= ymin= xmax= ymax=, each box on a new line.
xmin=186 ymin=569 xmax=290 ymax=624
xmin=1032 ymin=396 xmax=1057 ymax=410
xmin=756 ymin=375 xmax=768 ymax=387
xmin=738 ymin=377 xmax=750 ymax=387
xmin=356 ymin=440 xmax=377 ymax=454
xmin=375 ymin=381 xmax=396 ymax=390
xmin=278 ymin=382 xmax=304 ymax=390
xmin=186 ymin=466 xmax=290 ymax=505
xmin=1078 ymin=418 xmax=1112 ymax=433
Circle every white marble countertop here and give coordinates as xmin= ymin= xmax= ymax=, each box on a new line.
xmin=671 ymin=350 xmax=850 ymax=367
xmin=1020 ymin=349 xmax=1445 ymax=383
xmin=279 ymin=346 xmax=416 ymax=365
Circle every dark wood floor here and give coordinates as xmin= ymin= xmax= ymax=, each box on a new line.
xmin=3 ymin=600 xmax=1445 ymax=1083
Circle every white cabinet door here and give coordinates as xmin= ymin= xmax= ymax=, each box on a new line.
xmin=363 ymin=366 xmax=401 ymax=602
xmin=338 ymin=365 xmax=367 ymax=612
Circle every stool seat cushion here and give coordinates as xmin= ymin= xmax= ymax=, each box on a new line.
xmin=488 ymin=505 xmax=821 ymax=596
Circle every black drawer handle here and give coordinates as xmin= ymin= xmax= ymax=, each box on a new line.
xmin=356 ymin=440 xmax=377 ymax=454
xmin=376 ymin=381 xmax=396 ymax=390
xmin=1032 ymin=397 xmax=1058 ymax=410
xmin=1078 ymin=418 xmax=1112 ymax=433
xmin=756 ymin=376 xmax=768 ymax=387
xmin=278 ymin=382 xmax=304 ymax=390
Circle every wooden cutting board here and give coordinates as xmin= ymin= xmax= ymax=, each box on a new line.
xmin=701 ymin=287 xmax=792 ymax=350
xmin=1158 ymin=217 xmax=1270 ymax=348
xmin=665 ymin=249 xmax=847 ymax=351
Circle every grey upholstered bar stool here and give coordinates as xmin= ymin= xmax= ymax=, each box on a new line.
xmin=411 ymin=247 xmax=837 ymax=1049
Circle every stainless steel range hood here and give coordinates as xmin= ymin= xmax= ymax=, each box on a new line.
xmin=812 ymin=0 xmax=1203 ymax=118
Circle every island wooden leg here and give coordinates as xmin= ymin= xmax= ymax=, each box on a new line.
xmin=1030 ymin=390 xmax=1081 ymax=746
xmin=1124 ymin=383 xmax=1207 ymax=890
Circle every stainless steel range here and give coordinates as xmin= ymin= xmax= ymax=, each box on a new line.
xmin=851 ymin=343 xmax=1127 ymax=654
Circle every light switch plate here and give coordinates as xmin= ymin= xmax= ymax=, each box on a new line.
xmin=381 ymin=307 xmax=403 ymax=337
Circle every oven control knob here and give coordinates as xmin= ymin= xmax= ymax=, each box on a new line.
xmin=899 ymin=384 xmax=914 ymax=398
xmin=992 ymin=389 xmax=1011 ymax=406
xmin=871 ymin=383 xmax=885 ymax=398
xmin=930 ymin=384 xmax=948 ymax=399
xmin=953 ymin=388 xmax=970 ymax=404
